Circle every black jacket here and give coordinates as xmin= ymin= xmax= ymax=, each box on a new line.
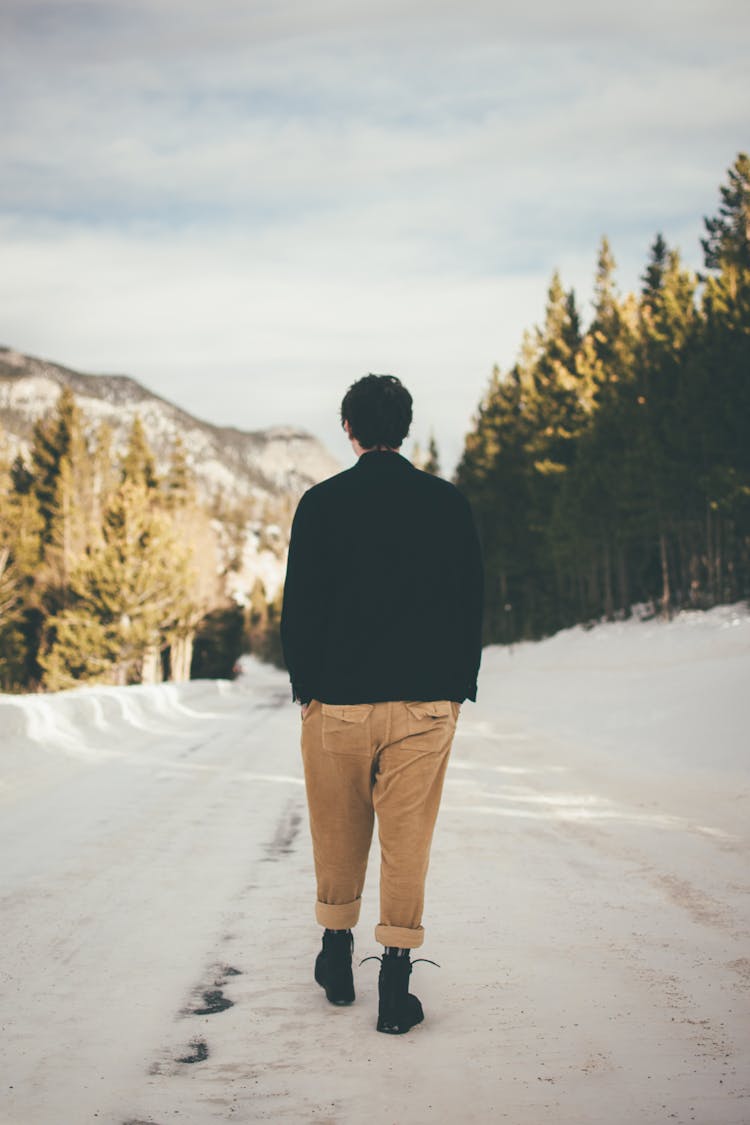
xmin=280 ymin=450 xmax=483 ymax=705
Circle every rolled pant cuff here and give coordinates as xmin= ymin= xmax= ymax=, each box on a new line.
xmin=375 ymin=923 xmax=425 ymax=949
xmin=315 ymin=898 xmax=362 ymax=930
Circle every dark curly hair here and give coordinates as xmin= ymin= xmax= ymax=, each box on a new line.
xmin=340 ymin=374 xmax=413 ymax=450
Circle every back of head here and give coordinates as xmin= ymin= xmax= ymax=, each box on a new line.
xmin=340 ymin=374 xmax=413 ymax=450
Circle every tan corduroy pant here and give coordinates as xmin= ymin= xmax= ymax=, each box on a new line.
xmin=300 ymin=698 xmax=459 ymax=949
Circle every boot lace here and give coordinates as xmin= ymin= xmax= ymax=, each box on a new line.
xmin=359 ymin=955 xmax=440 ymax=968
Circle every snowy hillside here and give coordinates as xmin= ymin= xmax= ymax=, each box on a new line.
xmin=0 ymin=345 xmax=341 ymax=502
xmin=1 ymin=606 xmax=748 ymax=1124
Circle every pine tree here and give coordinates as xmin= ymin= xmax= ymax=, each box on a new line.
xmin=572 ymin=239 xmax=639 ymax=619
xmin=28 ymin=386 xmax=94 ymax=611
xmin=10 ymin=454 xmax=34 ymax=496
xmin=31 ymin=386 xmax=88 ymax=544
xmin=0 ymin=443 xmax=45 ymax=689
xmin=0 ymin=545 xmax=19 ymax=625
xmin=455 ymin=364 xmax=536 ymax=640
xmin=122 ymin=415 xmax=159 ymax=489
xmin=165 ymin=435 xmax=194 ymax=508
xmin=702 ymin=152 xmax=750 ymax=279
xmin=0 ymin=438 xmax=21 ymax=628
xmin=164 ymin=476 xmax=220 ymax=682
xmin=642 ymin=232 xmax=669 ymax=298
xmin=423 ymin=433 xmax=441 ymax=476
xmin=526 ymin=272 xmax=585 ymax=469
xmin=636 ymin=236 xmax=699 ymax=612
xmin=698 ymin=152 xmax=750 ymax=601
xmin=91 ymin=422 xmax=119 ymax=531
xmin=40 ymin=481 xmax=196 ymax=689
xmin=2 ymin=455 xmax=44 ymax=584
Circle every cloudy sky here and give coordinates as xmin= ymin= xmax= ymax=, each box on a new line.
xmin=1 ymin=1 xmax=747 ymax=472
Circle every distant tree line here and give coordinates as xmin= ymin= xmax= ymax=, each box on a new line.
xmin=0 ymin=392 xmax=285 ymax=692
xmin=455 ymin=152 xmax=750 ymax=643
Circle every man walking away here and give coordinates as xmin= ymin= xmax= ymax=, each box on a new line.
xmin=281 ymin=374 xmax=483 ymax=1034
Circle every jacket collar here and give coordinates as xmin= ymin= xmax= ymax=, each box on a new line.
xmin=353 ymin=450 xmax=414 ymax=473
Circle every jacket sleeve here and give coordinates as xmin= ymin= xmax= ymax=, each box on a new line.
xmin=456 ymin=492 xmax=484 ymax=701
xmin=280 ymin=489 xmax=328 ymax=703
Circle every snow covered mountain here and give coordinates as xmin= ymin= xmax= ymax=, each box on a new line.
xmin=0 ymin=346 xmax=340 ymax=503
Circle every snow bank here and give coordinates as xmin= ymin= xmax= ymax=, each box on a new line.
xmin=1 ymin=605 xmax=748 ymax=1125
xmin=0 ymin=679 xmax=243 ymax=752
xmin=476 ymin=602 xmax=750 ymax=776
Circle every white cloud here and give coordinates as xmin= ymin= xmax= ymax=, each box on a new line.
xmin=0 ymin=0 xmax=746 ymax=473
xmin=0 ymin=217 xmax=551 ymax=468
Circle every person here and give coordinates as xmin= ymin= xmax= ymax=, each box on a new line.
xmin=280 ymin=373 xmax=483 ymax=1034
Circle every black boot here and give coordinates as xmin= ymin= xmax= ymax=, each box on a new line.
xmin=376 ymin=951 xmax=424 ymax=1034
xmin=314 ymin=929 xmax=355 ymax=1006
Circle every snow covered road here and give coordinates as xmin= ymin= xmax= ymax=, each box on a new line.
xmin=1 ymin=608 xmax=749 ymax=1125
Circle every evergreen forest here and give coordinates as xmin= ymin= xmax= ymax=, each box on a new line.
xmin=0 ymin=397 xmax=284 ymax=692
xmin=455 ymin=152 xmax=750 ymax=644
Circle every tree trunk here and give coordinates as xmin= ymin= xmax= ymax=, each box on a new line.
xmin=170 ymin=633 xmax=194 ymax=682
xmin=659 ymin=530 xmax=671 ymax=618
xmin=577 ymin=559 xmax=586 ymax=619
xmin=617 ymin=546 xmax=629 ymax=617
xmin=588 ymin=554 xmax=599 ymax=616
xmin=141 ymin=645 xmax=162 ymax=685
xmin=706 ymin=502 xmax=716 ymax=603
xmin=676 ymin=524 xmax=687 ymax=606
xmin=603 ymin=542 xmax=614 ymax=621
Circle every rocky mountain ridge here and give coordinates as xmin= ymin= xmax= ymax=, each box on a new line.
xmin=0 ymin=346 xmax=340 ymax=504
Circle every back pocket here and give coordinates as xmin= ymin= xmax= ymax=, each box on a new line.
xmin=321 ymin=703 xmax=374 ymax=754
xmin=405 ymin=700 xmax=454 ymax=737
